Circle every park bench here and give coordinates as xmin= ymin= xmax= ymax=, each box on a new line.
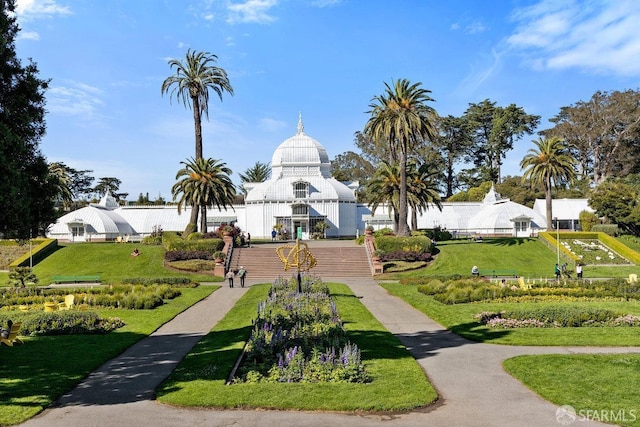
xmin=479 ymin=269 xmax=518 ymax=278
xmin=52 ymin=275 xmax=101 ymax=284
xmin=1 ymin=321 xmax=23 ymax=347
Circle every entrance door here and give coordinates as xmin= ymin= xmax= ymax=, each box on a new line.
xmin=293 ymin=220 xmax=309 ymax=240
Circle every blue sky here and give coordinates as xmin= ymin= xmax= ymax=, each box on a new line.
xmin=14 ymin=0 xmax=640 ymax=200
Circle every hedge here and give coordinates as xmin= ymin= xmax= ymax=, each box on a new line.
xmin=162 ymin=231 xmax=224 ymax=252
xmin=9 ymin=238 xmax=58 ymax=268
xmin=375 ymin=235 xmax=432 ymax=254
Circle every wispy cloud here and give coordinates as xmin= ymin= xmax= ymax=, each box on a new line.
xmin=226 ymin=0 xmax=278 ymax=24
xmin=507 ymin=0 xmax=640 ymax=76
xmin=311 ymin=0 xmax=341 ymax=7
xmin=456 ymin=49 xmax=503 ymax=95
xmin=450 ymin=20 xmax=487 ymax=34
xmin=17 ymin=30 xmax=39 ymax=40
xmin=15 ymin=0 xmax=71 ymax=20
xmin=47 ymin=82 xmax=105 ymax=118
xmin=258 ymin=117 xmax=286 ymax=132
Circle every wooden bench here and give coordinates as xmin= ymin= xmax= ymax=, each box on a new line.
xmin=1 ymin=321 xmax=23 ymax=346
xmin=52 ymin=275 xmax=101 ymax=284
xmin=479 ymin=269 xmax=517 ymax=278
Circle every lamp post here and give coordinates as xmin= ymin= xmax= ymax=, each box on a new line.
xmin=29 ymin=229 xmax=33 ymax=268
xmin=554 ymin=217 xmax=560 ymax=267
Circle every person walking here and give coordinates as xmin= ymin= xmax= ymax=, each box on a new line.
xmin=226 ymin=270 xmax=234 ymax=288
xmin=246 ymin=233 xmax=251 ymax=248
xmin=554 ymin=263 xmax=561 ymax=280
xmin=238 ymin=266 xmax=247 ymax=288
xmin=271 ymin=229 xmax=277 ymax=241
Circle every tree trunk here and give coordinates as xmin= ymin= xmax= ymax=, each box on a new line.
xmin=411 ymin=207 xmax=418 ymax=231
xmin=184 ymin=206 xmax=198 ymax=235
xmin=200 ymin=205 xmax=207 ymax=233
xmin=192 ymin=96 xmax=203 ymax=160
xmin=398 ymin=148 xmax=409 ymax=236
xmin=545 ymin=177 xmax=553 ymax=230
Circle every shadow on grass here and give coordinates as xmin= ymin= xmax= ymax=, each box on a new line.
xmin=486 ymin=238 xmax=531 ymax=246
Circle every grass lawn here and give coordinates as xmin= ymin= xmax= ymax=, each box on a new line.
xmin=0 ymin=285 xmax=218 ymax=426
xmin=30 ymin=243 xmax=222 ymax=285
xmin=381 ymin=282 xmax=640 ymax=346
xmin=378 ymin=237 xmax=640 ymax=280
xmin=157 ymin=282 xmax=437 ymax=412
xmin=504 ymin=354 xmax=640 ymax=427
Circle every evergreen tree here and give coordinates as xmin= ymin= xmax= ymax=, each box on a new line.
xmin=0 ymin=0 xmax=53 ymax=238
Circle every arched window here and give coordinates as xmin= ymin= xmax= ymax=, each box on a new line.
xmin=294 ymin=181 xmax=308 ymax=199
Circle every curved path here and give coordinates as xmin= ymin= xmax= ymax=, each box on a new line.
xmin=22 ymin=277 xmax=640 ymax=427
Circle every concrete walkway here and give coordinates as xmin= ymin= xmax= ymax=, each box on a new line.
xmin=22 ymin=278 xmax=640 ymax=427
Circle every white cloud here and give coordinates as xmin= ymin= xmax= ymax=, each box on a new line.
xmin=258 ymin=117 xmax=286 ymax=132
xmin=508 ymin=0 xmax=640 ymax=76
xmin=311 ymin=0 xmax=341 ymax=7
xmin=226 ymin=0 xmax=278 ymax=24
xmin=15 ymin=0 xmax=71 ymax=19
xmin=47 ymin=82 xmax=104 ymax=117
xmin=17 ymin=30 xmax=39 ymax=40
xmin=466 ymin=21 xmax=487 ymax=34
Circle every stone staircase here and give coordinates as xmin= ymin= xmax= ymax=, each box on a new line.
xmin=228 ymin=241 xmax=371 ymax=279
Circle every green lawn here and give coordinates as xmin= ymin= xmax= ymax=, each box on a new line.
xmin=379 ymin=237 xmax=640 ymax=280
xmin=504 ymin=354 xmax=640 ymax=427
xmin=157 ymin=282 xmax=437 ymax=411
xmin=0 ymin=285 xmax=218 ymax=426
xmin=29 ymin=243 xmax=221 ymax=285
xmin=382 ymin=282 xmax=640 ymax=346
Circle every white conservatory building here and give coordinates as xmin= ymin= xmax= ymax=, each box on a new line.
xmin=47 ymin=117 xmax=567 ymax=242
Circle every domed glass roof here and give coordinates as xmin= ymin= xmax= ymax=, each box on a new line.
xmin=271 ymin=114 xmax=331 ymax=178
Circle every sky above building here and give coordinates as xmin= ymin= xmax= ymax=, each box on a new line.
xmin=14 ymin=0 xmax=640 ymax=200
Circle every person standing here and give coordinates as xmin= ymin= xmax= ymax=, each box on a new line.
xmin=238 ymin=266 xmax=247 ymax=287
xmin=576 ymin=263 xmax=583 ymax=278
xmin=271 ymin=229 xmax=277 ymax=241
xmin=226 ymin=270 xmax=234 ymax=288
xmin=554 ymin=263 xmax=561 ymax=279
xmin=247 ymin=233 xmax=251 ymax=248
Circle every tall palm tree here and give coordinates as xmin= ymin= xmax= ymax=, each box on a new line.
xmin=407 ymin=161 xmax=443 ymax=231
xmin=520 ymin=136 xmax=577 ymax=230
xmin=365 ymin=79 xmax=438 ymax=236
xmin=162 ymin=49 xmax=234 ymax=233
xmin=172 ymin=157 xmax=236 ymax=233
xmin=239 ymin=161 xmax=271 ymax=195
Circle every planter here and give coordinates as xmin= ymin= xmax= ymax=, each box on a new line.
xmin=44 ymin=301 xmax=58 ymax=312
xmin=372 ymin=256 xmax=382 ymax=263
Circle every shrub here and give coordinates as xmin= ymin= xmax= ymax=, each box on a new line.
xmin=475 ymin=306 xmax=627 ymax=328
xmin=213 ymin=250 xmax=226 ymax=260
xmin=164 ymin=250 xmax=212 ymax=262
xmin=375 ymin=235 xmax=432 ymax=254
xmin=187 ymin=232 xmax=203 ymax=240
xmin=0 ymin=311 xmax=125 ymax=336
xmin=592 ymin=224 xmax=620 ymax=236
xmin=579 ymin=210 xmax=599 ymax=232
xmin=380 ymin=251 xmax=432 ymax=262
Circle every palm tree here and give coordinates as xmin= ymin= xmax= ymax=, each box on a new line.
xmin=172 ymin=157 xmax=236 ymax=233
xmin=407 ymin=161 xmax=443 ymax=231
xmin=47 ymin=162 xmax=73 ymax=208
xmin=366 ymin=162 xmax=401 ymax=231
xmin=520 ymin=136 xmax=577 ymax=230
xmin=162 ymin=49 xmax=234 ymax=233
xmin=239 ymin=161 xmax=271 ymax=195
xmin=365 ymin=79 xmax=438 ymax=236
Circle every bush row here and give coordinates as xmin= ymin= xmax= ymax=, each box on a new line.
xmin=0 ymin=284 xmax=182 ymax=310
xmin=475 ymin=307 xmax=640 ymax=328
xmin=161 ymin=231 xmax=224 ymax=252
xmin=375 ymin=235 xmax=433 ymax=254
xmin=164 ymin=250 xmax=212 ymax=262
xmin=380 ymin=251 xmax=432 ymax=262
xmin=121 ymin=277 xmax=194 ymax=285
xmin=0 ymin=311 xmax=124 ymax=336
xmin=414 ymin=277 xmax=640 ymax=305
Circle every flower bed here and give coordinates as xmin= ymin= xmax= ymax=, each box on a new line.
xmin=475 ymin=307 xmax=640 ymax=328
xmin=233 ymin=276 xmax=369 ymax=384
xmin=561 ymin=239 xmax=631 ymax=265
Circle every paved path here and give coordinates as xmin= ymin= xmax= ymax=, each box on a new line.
xmin=22 ymin=278 xmax=640 ymax=427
